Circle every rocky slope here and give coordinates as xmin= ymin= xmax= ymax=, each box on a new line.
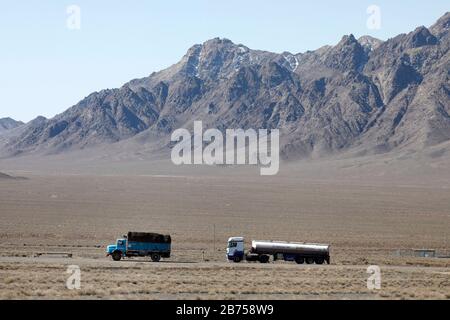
xmin=0 ymin=118 xmax=23 ymax=133
xmin=1 ymin=12 xmax=449 ymax=160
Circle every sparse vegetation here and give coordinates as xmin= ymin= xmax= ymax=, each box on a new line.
xmin=0 ymin=173 xmax=448 ymax=299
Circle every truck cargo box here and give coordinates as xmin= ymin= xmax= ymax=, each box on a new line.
xmin=127 ymin=232 xmax=171 ymax=244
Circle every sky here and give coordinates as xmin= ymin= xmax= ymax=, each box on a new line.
xmin=0 ymin=1 xmax=448 ymax=122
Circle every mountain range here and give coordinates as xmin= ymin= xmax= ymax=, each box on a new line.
xmin=1 ymin=12 xmax=449 ymax=161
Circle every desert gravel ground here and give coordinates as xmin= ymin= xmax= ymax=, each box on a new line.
xmin=0 ymin=256 xmax=449 ymax=299
xmin=0 ymin=171 xmax=449 ymax=299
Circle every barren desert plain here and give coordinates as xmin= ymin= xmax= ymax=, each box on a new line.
xmin=0 ymin=155 xmax=449 ymax=300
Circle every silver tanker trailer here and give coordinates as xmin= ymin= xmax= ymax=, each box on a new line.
xmin=226 ymin=237 xmax=330 ymax=264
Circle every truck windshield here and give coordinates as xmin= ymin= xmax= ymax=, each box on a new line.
xmin=117 ymin=240 xmax=125 ymax=246
xmin=228 ymin=242 xmax=237 ymax=248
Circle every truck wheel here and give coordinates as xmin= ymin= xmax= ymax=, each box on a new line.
xmin=305 ymin=257 xmax=314 ymax=264
xmin=259 ymin=255 xmax=270 ymax=263
xmin=112 ymin=251 xmax=122 ymax=261
xmin=295 ymin=257 xmax=305 ymax=264
xmin=151 ymin=253 xmax=161 ymax=262
xmin=315 ymin=257 xmax=324 ymax=265
xmin=233 ymin=256 xmax=242 ymax=263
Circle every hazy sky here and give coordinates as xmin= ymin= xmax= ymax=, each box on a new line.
xmin=0 ymin=1 xmax=448 ymax=122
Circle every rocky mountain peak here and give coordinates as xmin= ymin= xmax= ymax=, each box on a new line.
xmin=430 ymin=12 xmax=450 ymax=39
xmin=29 ymin=116 xmax=47 ymax=126
xmin=179 ymin=37 xmax=264 ymax=81
xmin=324 ymin=34 xmax=367 ymax=71
xmin=202 ymin=37 xmax=235 ymax=48
xmin=406 ymin=26 xmax=438 ymax=48
xmin=358 ymin=35 xmax=383 ymax=52
xmin=339 ymin=34 xmax=358 ymax=46
xmin=0 ymin=118 xmax=24 ymax=132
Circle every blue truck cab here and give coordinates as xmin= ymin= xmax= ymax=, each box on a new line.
xmin=106 ymin=232 xmax=171 ymax=262
xmin=106 ymin=238 xmax=127 ymax=258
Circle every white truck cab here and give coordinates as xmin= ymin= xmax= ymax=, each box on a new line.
xmin=227 ymin=236 xmax=245 ymax=262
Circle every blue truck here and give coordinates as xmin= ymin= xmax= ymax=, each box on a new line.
xmin=106 ymin=232 xmax=171 ymax=262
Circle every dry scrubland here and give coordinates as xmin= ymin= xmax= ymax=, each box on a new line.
xmin=0 ymin=167 xmax=449 ymax=299
xmin=1 ymin=259 xmax=449 ymax=300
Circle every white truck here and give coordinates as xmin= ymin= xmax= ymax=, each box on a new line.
xmin=226 ymin=237 xmax=330 ymax=264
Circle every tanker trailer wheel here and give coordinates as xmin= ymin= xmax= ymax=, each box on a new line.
xmin=295 ymin=257 xmax=305 ymax=264
xmin=315 ymin=257 xmax=324 ymax=265
xmin=259 ymin=255 xmax=270 ymax=263
xmin=112 ymin=251 xmax=122 ymax=261
xmin=305 ymin=257 xmax=315 ymax=264
xmin=151 ymin=253 xmax=161 ymax=262
xmin=233 ymin=256 xmax=242 ymax=263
